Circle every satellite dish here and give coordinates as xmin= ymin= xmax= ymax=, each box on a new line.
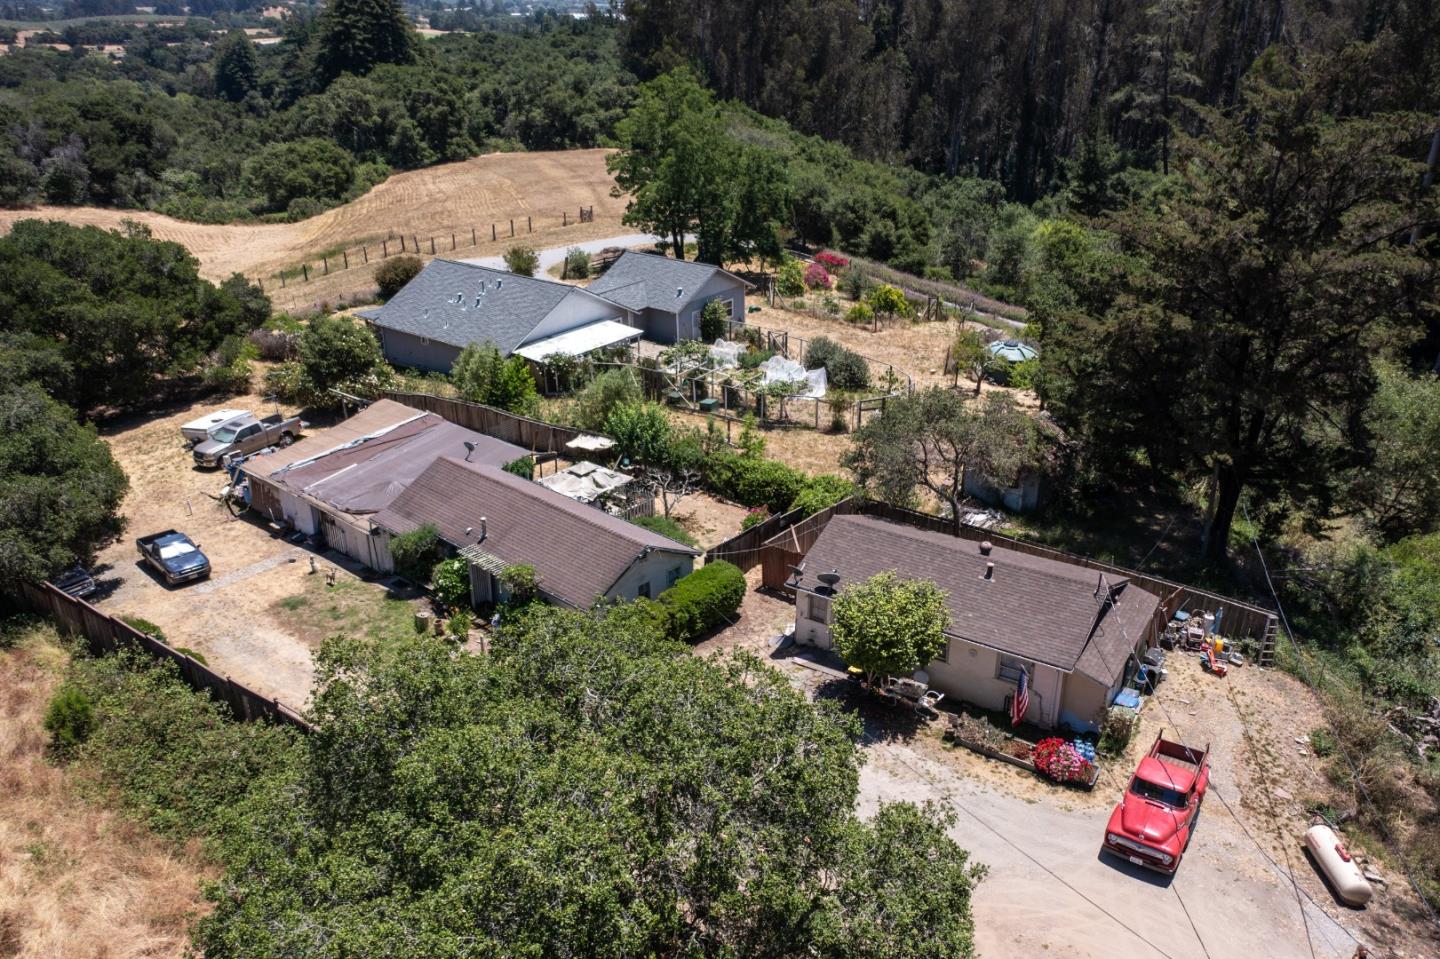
xmin=817 ymin=569 xmax=841 ymax=588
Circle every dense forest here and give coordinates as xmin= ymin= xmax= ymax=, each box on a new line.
xmin=0 ymin=12 xmax=634 ymax=220
xmin=618 ymin=0 xmax=1440 ymax=202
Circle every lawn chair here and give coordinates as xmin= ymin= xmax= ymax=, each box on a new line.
xmin=915 ymin=689 xmax=945 ymax=718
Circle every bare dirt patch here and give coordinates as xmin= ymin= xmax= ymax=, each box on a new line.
xmin=0 ymin=149 xmax=629 ymax=312
xmin=666 ymin=492 xmax=747 ymax=553
xmin=0 ymin=628 xmax=210 ymax=959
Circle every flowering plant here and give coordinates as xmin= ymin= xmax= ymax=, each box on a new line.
xmin=1032 ymin=737 xmax=1093 ymax=783
xmin=815 ymin=251 xmax=849 ymax=271
xmin=740 ymin=507 xmax=771 ymax=531
xmin=804 ymin=262 xmax=833 ymax=290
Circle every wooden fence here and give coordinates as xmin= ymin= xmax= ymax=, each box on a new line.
xmin=251 ymin=208 xmax=596 ymax=294
xmin=701 ymin=506 xmax=807 ymax=571
xmin=381 ymin=390 xmax=597 ymax=454
xmin=14 ymin=581 xmax=313 ymax=733
xmin=748 ymin=498 xmax=1280 ymax=660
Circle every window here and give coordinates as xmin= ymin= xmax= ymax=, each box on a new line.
xmin=996 ymin=655 xmax=1029 ymax=682
xmin=667 ymin=566 xmax=682 ymax=587
xmin=637 ymin=582 xmax=651 ymax=599
xmin=934 ymin=639 xmax=950 ymax=663
xmin=806 ymin=593 xmax=830 ymax=624
xmin=719 ymin=298 xmax=735 ymax=316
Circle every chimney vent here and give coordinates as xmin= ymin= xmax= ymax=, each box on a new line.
xmin=479 ymin=517 xmax=487 ymax=541
xmin=979 ymin=540 xmax=993 ymax=556
xmin=676 ymin=287 xmax=684 ymax=298
xmin=984 ymin=561 xmax=995 ymax=581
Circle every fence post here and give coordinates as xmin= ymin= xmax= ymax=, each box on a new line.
xmin=323 ymin=256 xmax=329 ymax=275
xmin=280 ymin=272 xmax=286 ymax=288
xmin=383 ymin=239 xmax=389 ymax=257
xmin=412 ymin=235 xmax=418 ymax=254
xmin=430 ymin=236 xmax=436 ymax=255
xmin=472 ymin=227 xmax=477 ymax=245
xmin=509 ymin=219 xmax=514 ymax=238
xmin=451 ymin=233 xmax=456 ymax=250
xmin=362 ymin=245 xmax=368 ymax=264
xmin=398 ymin=235 xmax=405 ymax=252
xmin=302 ymin=264 xmax=309 ymax=282
xmin=527 ymin=215 xmax=531 ymax=233
xmin=342 ymin=250 xmax=349 ymax=269
xmin=492 ymin=224 xmax=497 ymax=241
xmin=563 ymin=211 xmax=568 ymax=226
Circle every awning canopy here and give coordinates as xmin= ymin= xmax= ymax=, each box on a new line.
xmin=513 ymin=320 xmax=642 ymax=361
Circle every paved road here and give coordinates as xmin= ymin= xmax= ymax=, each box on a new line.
xmin=461 ymin=232 xmax=683 ymax=270
xmin=861 ymin=741 xmax=1362 ymax=959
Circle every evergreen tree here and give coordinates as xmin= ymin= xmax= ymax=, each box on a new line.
xmin=313 ymin=0 xmax=415 ymax=86
xmin=213 ymin=30 xmax=259 ymax=103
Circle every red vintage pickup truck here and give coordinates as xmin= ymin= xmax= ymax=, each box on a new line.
xmin=1102 ymin=731 xmax=1210 ymax=874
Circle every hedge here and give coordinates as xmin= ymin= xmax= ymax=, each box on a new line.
xmin=659 ymin=561 xmax=746 ymax=641
xmin=705 ymin=453 xmax=807 ymax=513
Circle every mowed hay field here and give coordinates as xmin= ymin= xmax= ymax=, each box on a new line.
xmin=0 ymin=627 xmax=210 ymax=959
xmin=0 ymin=149 xmax=629 ymax=311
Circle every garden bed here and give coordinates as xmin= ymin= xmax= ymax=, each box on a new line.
xmin=945 ymin=716 xmax=1101 ymax=790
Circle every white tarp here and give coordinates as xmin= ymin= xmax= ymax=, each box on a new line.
xmin=710 ymin=338 xmax=745 ymax=368
xmin=539 ymin=461 xmax=633 ymax=504
xmin=514 ymin=320 xmax=642 ymax=361
xmin=566 ymin=434 xmax=616 ymax=453
xmin=759 ymin=355 xmax=827 ymax=398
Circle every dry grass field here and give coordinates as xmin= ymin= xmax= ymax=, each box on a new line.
xmin=0 ymin=625 xmax=210 ymax=959
xmin=0 ymin=149 xmax=629 ymax=312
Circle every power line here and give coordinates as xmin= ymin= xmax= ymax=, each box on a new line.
xmin=1240 ymin=502 xmax=1440 ymax=931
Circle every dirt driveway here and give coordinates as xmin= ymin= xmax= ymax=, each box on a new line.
xmin=88 ymin=389 xmax=396 ymax=710
xmin=697 ymin=576 xmax=1427 ymax=959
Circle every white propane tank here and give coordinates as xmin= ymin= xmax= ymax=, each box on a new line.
xmin=1305 ymin=823 xmax=1373 ymax=907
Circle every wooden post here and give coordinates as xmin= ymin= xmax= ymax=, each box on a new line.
xmin=342 ymin=250 xmax=349 ymax=269
xmin=527 ymin=215 xmax=531 ymax=233
xmin=323 ymin=256 xmax=329 ymax=275
xmin=398 ymin=235 xmax=405 ymax=252
xmin=280 ymin=272 xmax=286 ymax=288
xmin=451 ymin=233 xmax=456 ymax=250
xmin=382 ymin=239 xmax=389 ymax=257
xmin=362 ymin=246 xmax=369 ymax=264
xmin=256 ymin=277 xmax=264 ymax=292
xmin=563 ymin=211 xmax=568 ymax=226
xmin=492 ymin=224 xmax=497 ymax=241
xmin=302 ymin=264 xmax=309 ymax=282
xmin=412 ymin=235 xmax=418 ymax=253
xmin=509 ymin=219 xmax=514 ymax=238
xmin=472 ymin=227 xmax=477 ymax=245
xmin=428 ymin=236 xmax=435 ymax=255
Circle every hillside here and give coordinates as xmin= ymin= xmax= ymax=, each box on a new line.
xmin=0 ymin=149 xmax=628 ymax=308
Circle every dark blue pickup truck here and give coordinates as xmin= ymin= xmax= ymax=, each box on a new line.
xmin=136 ymin=530 xmax=211 ymax=585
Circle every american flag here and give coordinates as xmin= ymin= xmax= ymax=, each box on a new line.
xmin=1011 ymin=667 xmax=1030 ymax=727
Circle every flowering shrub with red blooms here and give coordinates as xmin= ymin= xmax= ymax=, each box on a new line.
xmin=740 ymin=507 xmax=771 ymax=531
xmin=1032 ymin=738 xmax=1094 ymax=783
xmin=815 ymin=251 xmax=849 ymax=271
xmin=804 ymin=262 xmax=833 ymax=290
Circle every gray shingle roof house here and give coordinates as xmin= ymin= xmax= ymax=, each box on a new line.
xmin=359 ymin=259 xmax=641 ymax=373
xmin=373 ymin=457 xmax=699 ymax=608
xmin=791 ymin=514 xmax=1162 ymax=731
xmin=586 ymin=251 xmax=752 ymax=344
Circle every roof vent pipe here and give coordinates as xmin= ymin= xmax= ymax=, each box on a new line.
xmin=984 ymin=562 xmax=995 ymax=581
xmin=979 ymin=541 xmax=993 ymax=555
xmin=479 ymin=517 xmax=487 ymax=542
xmin=676 ymin=287 xmax=683 ymax=298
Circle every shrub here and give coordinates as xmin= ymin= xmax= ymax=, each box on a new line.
xmin=504 ymin=246 xmax=539 ymax=277
xmin=741 ymin=507 xmax=770 ymax=531
xmin=502 ymin=455 xmax=535 ymax=480
xmin=789 ymin=475 xmax=856 ymax=517
xmin=1007 ymin=357 xmax=1040 ymax=391
xmin=204 ymin=334 xmax=258 ymax=393
xmin=391 ymin=523 xmax=441 ymax=585
xmin=699 ymin=300 xmax=730 ymax=342
xmin=815 ymin=251 xmax=849 ymax=271
xmin=452 ymin=341 xmax=539 ymax=416
xmin=705 ymin=453 xmax=806 ymax=512
xmin=658 ymin=561 xmax=745 ymax=640
xmin=174 ymin=647 xmax=208 ymax=665
xmin=562 ymin=247 xmax=591 ymax=279
xmin=775 ymin=258 xmax=806 ymax=297
xmin=375 ymin=255 xmax=422 ymax=299
xmin=299 ymin=315 xmax=390 ymax=405
xmin=500 ymin=564 xmax=540 ymax=603
xmin=867 ymin=284 xmax=911 ymax=320
xmin=804 ymin=262 xmax=832 ymax=290
xmin=445 ymin=607 xmax=474 ymax=640
xmin=1099 ymin=707 xmax=1139 ymax=756
xmin=433 ymin=557 xmax=471 ymax=608
xmin=573 ymin=369 xmax=641 ymax=431
xmin=632 ymin=514 xmax=698 ymax=547
xmin=44 ymin=683 xmax=95 ymax=752
xmin=264 ymin=361 xmax=314 ymax=404
xmin=804 ymin=336 xmax=871 ymax=391
xmin=1309 ymin=727 xmax=1337 ymax=758
xmin=120 ymin=615 xmax=166 ymax=644
xmin=839 ymin=268 xmax=872 ymax=301
xmin=605 ymin=403 xmax=673 ymax=467
xmin=845 ymin=302 xmax=874 ymax=326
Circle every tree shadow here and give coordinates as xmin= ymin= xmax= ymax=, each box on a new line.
xmin=811 ymin=675 xmax=934 ymax=745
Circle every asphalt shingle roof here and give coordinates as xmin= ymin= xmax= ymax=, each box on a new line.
xmin=367 ymin=259 xmax=624 ymax=355
xmin=587 ymin=251 xmax=748 ymax=313
xmin=794 ymin=514 xmax=1160 ymax=685
xmin=373 ymin=458 xmax=698 ymax=608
